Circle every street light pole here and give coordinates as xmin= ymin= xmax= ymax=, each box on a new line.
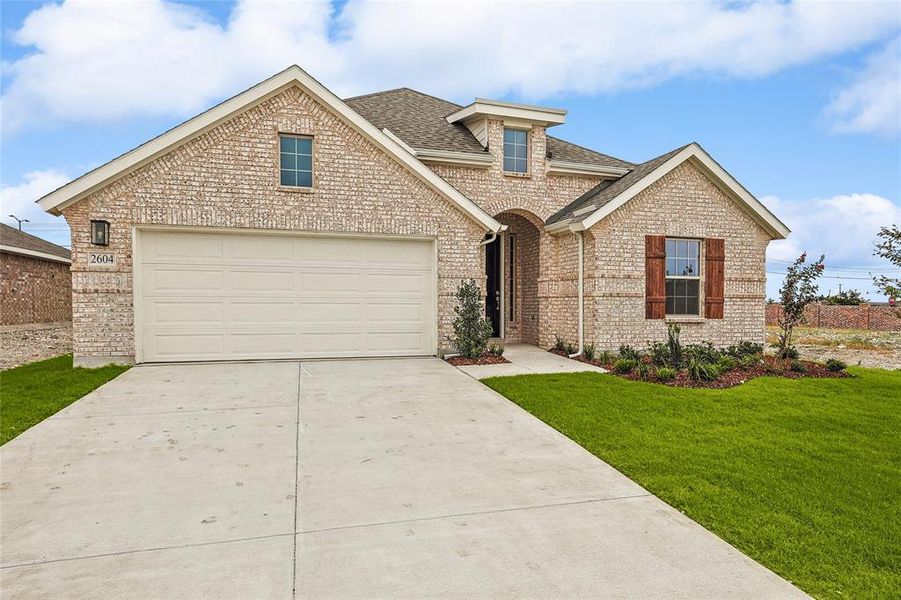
xmin=8 ymin=214 xmax=29 ymax=231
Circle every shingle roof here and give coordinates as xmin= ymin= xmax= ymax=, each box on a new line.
xmin=546 ymin=143 xmax=692 ymax=225
xmin=0 ymin=223 xmax=71 ymax=260
xmin=344 ymin=88 xmax=633 ymax=170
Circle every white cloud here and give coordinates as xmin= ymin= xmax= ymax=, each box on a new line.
xmin=825 ymin=36 xmax=901 ymax=135
xmin=2 ymin=0 xmax=899 ymax=133
xmin=0 ymin=170 xmax=72 ymax=246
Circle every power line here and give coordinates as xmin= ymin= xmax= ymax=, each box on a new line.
xmin=766 ymin=271 xmax=879 ymax=281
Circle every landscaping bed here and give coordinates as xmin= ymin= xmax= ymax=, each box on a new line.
xmin=446 ymin=354 xmax=510 ymax=366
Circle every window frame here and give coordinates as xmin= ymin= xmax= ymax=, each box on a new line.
xmin=278 ymin=133 xmax=314 ymax=190
xmin=502 ymin=127 xmax=530 ymax=175
xmin=664 ymin=237 xmax=702 ymax=317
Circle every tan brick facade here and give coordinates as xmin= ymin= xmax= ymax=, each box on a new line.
xmin=1 ymin=252 xmax=72 ymax=326
xmin=62 ymin=85 xmax=774 ymax=364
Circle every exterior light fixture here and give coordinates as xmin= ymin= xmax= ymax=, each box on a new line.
xmin=90 ymin=220 xmax=110 ymax=246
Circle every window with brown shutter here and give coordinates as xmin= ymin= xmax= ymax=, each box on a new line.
xmin=705 ymin=238 xmax=725 ymax=319
xmin=645 ymin=235 xmax=666 ymax=319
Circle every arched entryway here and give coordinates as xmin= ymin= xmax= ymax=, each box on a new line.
xmin=485 ymin=210 xmax=542 ymax=345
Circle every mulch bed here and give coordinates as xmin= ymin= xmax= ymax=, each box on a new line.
xmin=446 ymin=354 xmax=510 ymax=366
xmin=548 ymin=348 xmax=849 ymax=389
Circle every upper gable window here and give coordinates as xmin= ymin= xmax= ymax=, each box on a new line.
xmin=280 ymin=135 xmax=313 ymax=188
xmin=503 ymin=128 xmax=529 ymax=174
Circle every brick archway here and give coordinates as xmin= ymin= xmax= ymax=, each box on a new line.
xmin=494 ymin=209 xmax=542 ymax=345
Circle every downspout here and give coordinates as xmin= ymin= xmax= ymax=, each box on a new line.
xmin=480 ymin=231 xmax=498 ymax=246
xmin=568 ymin=231 xmax=584 ymax=358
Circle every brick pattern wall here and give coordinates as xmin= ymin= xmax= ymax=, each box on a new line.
xmin=1 ymin=252 xmax=71 ymax=325
xmin=63 ymin=87 xmax=485 ymax=363
xmin=766 ymin=303 xmax=901 ymax=331
xmin=587 ymin=161 xmax=771 ymax=350
xmin=497 ymin=212 xmax=541 ymax=345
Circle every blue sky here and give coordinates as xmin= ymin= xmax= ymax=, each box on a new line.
xmin=2 ymin=0 xmax=899 ymax=300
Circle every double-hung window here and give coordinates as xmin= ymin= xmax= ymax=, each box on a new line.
xmin=280 ymin=135 xmax=313 ymax=188
xmin=503 ymin=128 xmax=528 ymax=174
xmin=665 ymin=238 xmax=701 ymax=316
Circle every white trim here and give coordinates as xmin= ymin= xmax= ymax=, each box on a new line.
xmin=446 ymin=98 xmax=566 ymax=128
xmin=0 ymin=245 xmax=71 ymax=264
xmin=38 ymin=66 xmax=502 ymax=233
xmin=576 ymin=143 xmax=790 ymax=239
xmin=546 ymin=160 xmax=629 ymax=178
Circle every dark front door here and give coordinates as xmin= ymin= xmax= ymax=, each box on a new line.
xmin=485 ymin=237 xmax=501 ymax=337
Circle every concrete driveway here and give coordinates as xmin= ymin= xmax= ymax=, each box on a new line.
xmin=1 ymin=358 xmax=805 ymax=598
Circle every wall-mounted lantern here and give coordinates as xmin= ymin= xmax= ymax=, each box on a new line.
xmin=90 ymin=220 xmax=110 ymax=246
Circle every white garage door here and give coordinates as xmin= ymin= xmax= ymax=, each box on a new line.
xmin=136 ymin=229 xmax=436 ymax=363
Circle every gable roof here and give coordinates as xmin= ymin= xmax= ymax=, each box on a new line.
xmin=0 ymin=223 xmax=71 ymax=263
xmin=547 ymin=143 xmax=790 ymax=239
xmin=37 ymin=66 xmax=502 ymax=233
xmin=345 ymin=88 xmax=634 ymax=171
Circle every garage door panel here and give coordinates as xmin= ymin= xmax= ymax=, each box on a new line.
xmin=137 ymin=230 xmax=436 ymax=362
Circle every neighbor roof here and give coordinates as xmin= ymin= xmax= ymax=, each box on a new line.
xmin=345 ymin=88 xmax=634 ymax=170
xmin=0 ymin=223 xmax=71 ymax=263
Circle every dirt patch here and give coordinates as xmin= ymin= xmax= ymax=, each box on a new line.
xmin=446 ymin=354 xmax=510 ymax=366
xmin=0 ymin=322 xmax=72 ymax=370
xmin=766 ymin=326 xmax=901 ymax=369
xmin=549 ymin=348 xmax=848 ymax=388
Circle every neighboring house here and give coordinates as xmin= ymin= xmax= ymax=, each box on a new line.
xmin=37 ymin=65 xmax=789 ymax=366
xmin=1 ymin=224 xmax=72 ymax=326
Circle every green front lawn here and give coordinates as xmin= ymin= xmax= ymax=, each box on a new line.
xmin=1 ymin=355 xmax=129 ymax=445
xmin=485 ymin=368 xmax=901 ymax=599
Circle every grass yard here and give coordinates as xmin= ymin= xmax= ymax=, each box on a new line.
xmin=484 ymin=368 xmax=901 ymax=599
xmin=1 ymin=355 xmax=129 ymax=445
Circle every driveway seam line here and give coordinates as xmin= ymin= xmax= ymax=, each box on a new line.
xmin=52 ymin=404 xmax=298 ymax=419
xmin=0 ymin=532 xmax=295 ymax=570
xmin=292 ymin=361 xmax=302 ymax=599
xmin=296 ymin=493 xmax=653 ymax=536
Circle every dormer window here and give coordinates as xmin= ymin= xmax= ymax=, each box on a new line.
xmin=503 ymin=128 xmax=529 ymax=174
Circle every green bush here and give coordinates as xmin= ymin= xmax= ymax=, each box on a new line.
xmin=598 ymin=350 xmax=614 ymax=364
xmin=582 ymin=343 xmax=596 ymax=362
xmin=565 ymin=342 xmax=578 ymax=355
xmin=636 ymin=361 xmax=652 ymax=380
xmin=554 ymin=334 xmax=567 ymax=352
xmin=825 ymin=358 xmax=847 ymax=372
xmin=716 ymin=355 xmax=736 ymax=372
xmin=739 ymin=354 xmax=763 ymax=369
xmin=450 ymin=280 xmax=494 ymax=359
xmin=655 ymin=367 xmax=677 ymax=382
xmin=725 ymin=341 xmax=765 ymax=359
xmin=684 ymin=342 xmax=722 ymax=364
xmin=666 ymin=323 xmax=683 ymax=368
xmin=647 ymin=341 xmax=672 ymax=367
xmin=613 ymin=358 xmax=637 ymax=374
xmin=790 ymin=360 xmax=807 ymax=373
xmin=618 ymin=344 xmax=642 ymax=361
xmin=488 ymin=343 xmax=505 ymax=357
xmin=781 ymin=346 xmax=800 ymax=360
xmin=687 ymin=357 xmax=721 ymax=381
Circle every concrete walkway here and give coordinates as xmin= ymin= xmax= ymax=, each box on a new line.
xmin=1 ymin=359 xmax=806 ymax=598
xmin=455 ymin=343 xmax=606 ymax=379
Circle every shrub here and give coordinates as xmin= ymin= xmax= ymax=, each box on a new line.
xmin=716 ymin=356 xmax=736 ymax=372
xmin=613 ymin=358 xmax=637 ymax=374
xmin=647 ymin=341 xmax=672 ymax=367
xmin=636 ymin=361 xmax=651 ymax=380
xmin=776 ymin=252 xmax=826 ymax=359
xmin=655 ymin=367 xmax=676 ymax=382
xmin=488 ymin=343 xmax=505 ymax=357
xmin=451 ymin=280 xmax=494 ymax=359
xmin=687 ymin=357 xmax=721 ymax=382
xmin=582 ymin=343 xmax=596 ymax=362
xmin=554 ymin=334 xmax=567 ymax=352
xmin=565 ymin=342 xmax=578 ymax=355
xmin=739 ymin=354 xmax=763 ymax=369
xmin=790 ymin=359 xmax=807 ymax=373
xmin=780 ymin=346 xmax=800 ymax=360
xmin=598 ymin=350 xmax=614 ymax=365
xmin=618 ymin=344 xmax=642 ymax=361
xmin=684 ymin=342 xmax=722 ymax=364
xmin=725 ymin=341 xmax=764 ymax=359
xmin=666 ymin=323 xmax=683 ymax=368
xmin=825 ymin=358 xmax=847 ymax=372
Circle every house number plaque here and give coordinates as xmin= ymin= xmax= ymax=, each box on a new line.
xmin=88 ymin=252 xmax=116 ymax=266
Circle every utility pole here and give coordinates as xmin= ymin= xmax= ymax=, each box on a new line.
xmin=8 ymin=214 xmax=29 ymax=231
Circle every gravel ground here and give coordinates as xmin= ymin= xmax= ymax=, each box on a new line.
xmin=766 ymin=326 xmax=901 ymax=370
xmin=0 ymin=322 xmax=72 ymax=371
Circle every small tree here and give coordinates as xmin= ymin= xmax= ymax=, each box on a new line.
xmin=450 ymin=280 xmax=493 ymax=358
xmin=873 ymin=225 xmax=901 ymax=307
xmin=776 ymin=252 xmax=825 ymax=359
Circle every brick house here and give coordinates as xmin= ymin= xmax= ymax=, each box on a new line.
xmin=1 ymin=223 xmax=72 ymax=326
xmin=37 ymin=65 xmax=789 ymax=366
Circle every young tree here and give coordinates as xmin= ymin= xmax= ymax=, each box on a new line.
xmin=450 ymin=280 xmax=494 ymax=358
xmin=776 ymin=253 xmax=825 ymax=359
xmin=873 ymin=225 xmax=901 ymax=303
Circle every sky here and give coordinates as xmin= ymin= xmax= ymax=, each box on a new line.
xmin=1 ymin=0 xmax=899 ymax=300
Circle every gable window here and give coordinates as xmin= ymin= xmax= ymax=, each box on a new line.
xmin=665 ymin=238 xmax=701 ymax=315
xmin=503 ymin=128 xmax=528 ymax=174
xmin=280 ymin=135 xmax=313 ymax=188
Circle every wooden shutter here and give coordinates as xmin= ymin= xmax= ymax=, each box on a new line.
xmin=645 ymin=235 xmax=666 ymax=319
xmin=705 ymin=238 xmax=725 ymax=319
